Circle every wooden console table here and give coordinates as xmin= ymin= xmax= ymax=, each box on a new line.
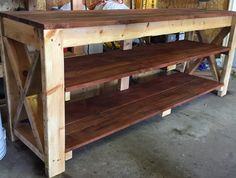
xmin=0 ymin=9 xmax=235 ymax=177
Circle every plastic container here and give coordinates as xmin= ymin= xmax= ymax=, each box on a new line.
xmin=0 ymin=113 xmax=6 ymax=160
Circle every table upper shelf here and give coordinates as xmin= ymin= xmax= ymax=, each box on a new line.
xmin=65 ymin=40 xmax=229 ymax=92
xmin=0 ymin=9 xmax=235 ymax=29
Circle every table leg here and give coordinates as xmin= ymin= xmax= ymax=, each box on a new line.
xmin=218 ymin=18 xmax=236 ymax=97
xmin=39 ymin=29 xmax=65 ymax=177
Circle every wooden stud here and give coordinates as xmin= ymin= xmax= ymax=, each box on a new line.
xmin=161 ymin=109 xmax=171 ymax=118
xmin=39 ymin=29 xmax=65 ymax=177
xmin=218 ymin=17 xmax=236 ymax=96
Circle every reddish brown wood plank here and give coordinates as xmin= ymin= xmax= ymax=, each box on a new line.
xmin=0 ymin=9 xmax=235 ymax=29
xmin=65 ymin=73 xmax=222 ymax=152
xmin=65 ymin=40 xmax=229 ymax=92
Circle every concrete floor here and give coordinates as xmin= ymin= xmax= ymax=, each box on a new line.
xmin=1 ymin=75 xmax=236 ymax=178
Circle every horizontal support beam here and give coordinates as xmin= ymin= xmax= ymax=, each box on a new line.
xmin=2 ymin=18 xmax=40 ymax=49
xmin=59 ymin=16 xmax=232 ymax=47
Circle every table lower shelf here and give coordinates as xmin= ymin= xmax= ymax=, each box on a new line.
xmin=65 ymin=72 xmax=222 ymax=152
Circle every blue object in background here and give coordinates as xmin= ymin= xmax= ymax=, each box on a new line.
xmin=198 ymin=61 xmax=209 ymax=71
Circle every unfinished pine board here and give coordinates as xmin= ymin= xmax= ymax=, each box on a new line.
xmin=65 ymin=40 xmax=229 ymax=92
xmin=2 ymin=18 xmax=40 ymax=49
xmin=65 ymin=73 xmax=222 ymax=152
xmin=39 ymin=29 xmax=65 ymax=177
xmin=219 ymin=17 xmax=236 ymax=96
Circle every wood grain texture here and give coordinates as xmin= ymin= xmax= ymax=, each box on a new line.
xmin=0 ymin=18 xmax=19 ymax=141
xmin=39 ymin=29 xmax=65 ymax=177
xmin=65 ymin=40 xmax=229 ymax=92
xmin=0 ymin=9 xmax=235 ymax=29
xmin=2 ymin=18 xmax=40 ymax=49
xmin=219 ymin=16 xmax=236 ymax=96
xmin=60 ymin=16 xmax=232 ymax=48
xmin=65 ymin=73 xmax=222 ymax=152
xmin=15 ymin=123 xmax=44 ymax=161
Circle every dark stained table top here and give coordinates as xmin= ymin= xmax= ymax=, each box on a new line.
xmin=0 ymin=9 xmax=235 ymax=29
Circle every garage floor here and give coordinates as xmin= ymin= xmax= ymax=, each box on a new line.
xmin=1 ymin=75 xmax=236 ymax=178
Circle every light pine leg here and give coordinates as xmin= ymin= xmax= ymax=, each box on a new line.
xmin=0 ymin=18 xmax=19 ymax=141
xmin=218 ymin=18 xmax=236 ymax=97
xmin=39 ymin=29 xmax=65 ymax=177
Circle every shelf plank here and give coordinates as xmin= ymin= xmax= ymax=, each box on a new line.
xmin=65 ymin=40 xmax=229 ymax=92
xmin=0 ymin=9 xmax=235 ymax=29
xmin=65 ymin=73 xmax=222 ymax=152
xmin=14 ymin=123 xmax=44 ymax=161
